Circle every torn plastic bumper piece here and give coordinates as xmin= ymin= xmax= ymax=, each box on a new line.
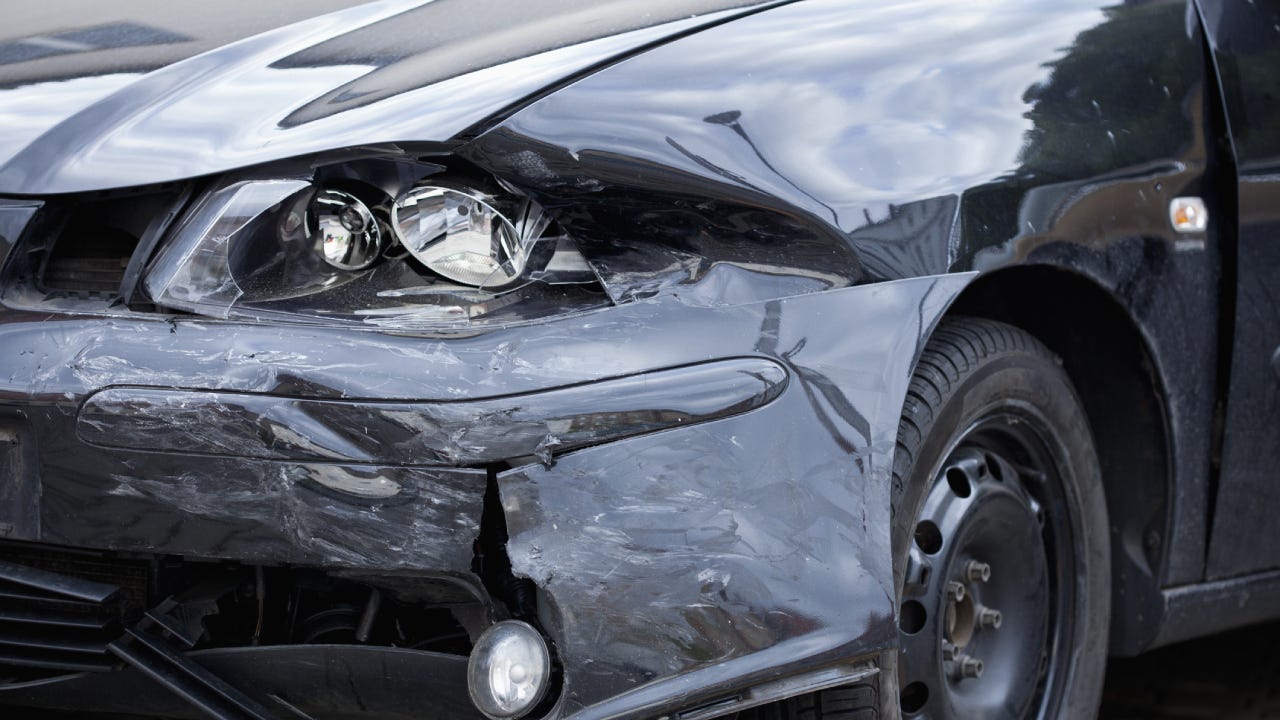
xmin=75 ymin=358 xmax=788 ymax=467
xmin=0 ymin=551 xmax=482 ymax=720
xmin=108 ymin=626 xmax=283 ymax=720
xmin=0 ymin=273 xmax=973 ymax=720
xmin=3 ymin=644 xmax=478 ymax=720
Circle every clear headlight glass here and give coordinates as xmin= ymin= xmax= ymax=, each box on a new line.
xmin=392 ymin=186 xmax=552 ymax=289
xmin=142 ymin=158 xmax=604 ymax=329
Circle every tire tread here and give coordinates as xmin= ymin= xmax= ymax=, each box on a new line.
xmin=892 ymin=317 xmax=1059 ymax=513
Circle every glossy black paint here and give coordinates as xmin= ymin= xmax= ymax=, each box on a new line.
xmin=461 ymin=0 xmax=1218 ymax=655
xmin=0 ymin=1 xmax=367 ymax=168
xmin=0 ymin=268 xmax=967 ymax=718
xmin=0 ymin=0 xmax=1275 ymax=718
xmin=494 ymin=277 xmax=965 ymax=718
xmin=76 ymin=359 xmax=787 ymax=467
xmin=1198 ymin=0 xmax=1280 ymax=580
xmin=0 ymin=0 xmax=774 ymax=195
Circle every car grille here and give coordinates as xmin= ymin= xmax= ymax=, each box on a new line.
xmin=0 ymin=546 xmax=147 ymax=678
xmin=39 ymin=222 xmax=138 ymax=295
xmin=42 ymin=254 xmax=132 ymax=294
xmin=8 ymin=190 xmax=181 ymax=301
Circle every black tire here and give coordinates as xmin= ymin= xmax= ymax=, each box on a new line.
xmin=739 ymin=317 xmax=1109 ymax=720
xmin=891 ymin=317 xmax=1109 ymax=718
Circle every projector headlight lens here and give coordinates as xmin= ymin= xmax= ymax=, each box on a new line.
xmin=467 ymin=620 xmax=552 ymax=720
xmin=312 ymin=189 xmax=384 ymax=271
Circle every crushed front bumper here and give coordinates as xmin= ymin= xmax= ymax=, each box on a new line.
xmin=0 ymin=202 xmax=970 ymax=720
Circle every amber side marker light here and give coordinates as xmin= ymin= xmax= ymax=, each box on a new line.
xmin=1170 ymin=196 xmax=1208 ymax=233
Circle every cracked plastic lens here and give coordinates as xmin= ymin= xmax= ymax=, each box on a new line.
xmin=143 ymin=167 xmax=605 ymax=328
xmin=391 ymin=186 xmax=527 ymax=288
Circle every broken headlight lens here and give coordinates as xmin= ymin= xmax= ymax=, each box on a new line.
xmin=142 ymin=159 xmax=603 ymax=329
xmin=393 ymin=186 xmax=552 ymax=290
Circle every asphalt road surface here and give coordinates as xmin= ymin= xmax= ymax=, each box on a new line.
xmin=1100 ymin=620 xmax=1280 ymax=719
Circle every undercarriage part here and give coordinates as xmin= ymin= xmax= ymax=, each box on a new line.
xmin=473 ymin=473 xmax=539 ymax=624
xmin=705 ymin=665 xmax=880 ymax=720
xmin=0 ymin=541 xmax=481 ymax=687
xmin=5 ymin=645 xmax=479 ymax=720
xmin=108 ymin=626 xmax=282 ymax=720
xmin=355 ymin=588 xmax=382 ymax=643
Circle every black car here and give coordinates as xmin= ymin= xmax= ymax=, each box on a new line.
xmin=0 ymin=0 xmax=1277 ymax=718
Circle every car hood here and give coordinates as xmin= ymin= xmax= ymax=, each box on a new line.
xmin=0 ymin=0 xmax=767 ymax=196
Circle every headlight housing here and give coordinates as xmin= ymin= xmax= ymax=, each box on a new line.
xmin=142 ymin=156 xmax=603 ymax=329
xmin=392 ymin=185 xmax=552 ymax=289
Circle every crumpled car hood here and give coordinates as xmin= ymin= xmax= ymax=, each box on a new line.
xmin=0 ymin=0 xmax=767 ymax=196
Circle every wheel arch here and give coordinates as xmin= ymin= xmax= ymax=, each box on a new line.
xmin=944 ymin=264 xmax=1173 ymax=656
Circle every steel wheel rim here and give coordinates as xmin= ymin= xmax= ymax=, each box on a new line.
xmin=898 ymin=405 xmax=1079 ymax=719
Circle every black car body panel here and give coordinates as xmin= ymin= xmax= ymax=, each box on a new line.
xmin=0 ymin=0 xmax=774 ymax=195
xmin=1198 ymin=0 xmax=1280 ymax=580
xmin=0 ymin=237 xmax=961 ymax=717
xmin=459 ymin=0 xmax=1219 ymax=656
xmin=0 ymin=0 xmax=1275 ymax=718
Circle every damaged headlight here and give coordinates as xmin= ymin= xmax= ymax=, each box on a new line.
xmin=392 ymin=185 xmax=550 ymax=289
xmin=142 ymin=157 xmax=603 ymax=329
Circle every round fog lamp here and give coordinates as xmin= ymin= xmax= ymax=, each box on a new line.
xmin=467 ymin=620 xmax=551 ymax=719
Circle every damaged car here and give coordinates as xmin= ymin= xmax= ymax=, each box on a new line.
xmin=1 ymin=0 xmax=1279 ymax=718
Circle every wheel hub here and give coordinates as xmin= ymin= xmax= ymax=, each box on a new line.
xmin=943 ymin=580 xmax=978 ymax=657
xmin=898 ymin=441 xmax=1053 ymax=717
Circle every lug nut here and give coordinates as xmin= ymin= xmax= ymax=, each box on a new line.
xmin=957 ymin=654 xmax=984 ymax=680
xmin=942 ymin=641 xmax=957 ymax=662
xmin=965 ymin=560 xmax=991 ymax=583
xmin=979 ymin=606 xmax=1003 ymax=630
xmin=946 ymin=581 xmax=966 ymax=603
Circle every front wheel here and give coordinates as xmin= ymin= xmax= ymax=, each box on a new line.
xmin=891 ymin=317 xmax=1110 ymax=719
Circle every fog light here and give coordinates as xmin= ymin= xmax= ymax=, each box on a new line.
xmin=467 ymin=620 xmax=551 ymax=719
